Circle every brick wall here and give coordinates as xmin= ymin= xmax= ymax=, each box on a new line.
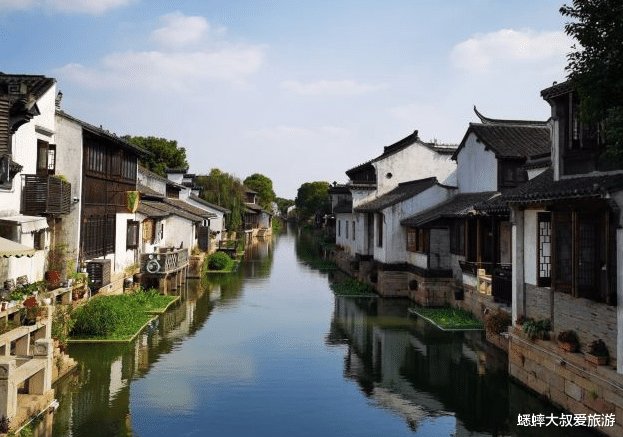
xmin=525 ymin=284 xmax=617 ymax=367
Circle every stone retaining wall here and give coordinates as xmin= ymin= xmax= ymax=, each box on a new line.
xmin=509 ymin=329 xmax=623 ymax=437
xmin=407 ymin=272 xmax=454 ymax=307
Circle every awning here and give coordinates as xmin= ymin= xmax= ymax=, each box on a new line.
xmin=0 ymin=215 xmax=49 ymax=233
xmin=0 ymin=236 xmax=36 ymax=258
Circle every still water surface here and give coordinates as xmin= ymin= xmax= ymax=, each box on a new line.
xmin=51 ymin=227 xmax=588 ymax=436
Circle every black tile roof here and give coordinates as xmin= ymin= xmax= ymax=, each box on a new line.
xmin=137 ymin=183 xmax=163 ymax=199
xmin=328 ymin=185 xmax=351 ymax=195
xmin=139 ymin=200 xmax=202 ymax=222
xmin=401 ymin=192 xmax=498 ymax=227
xmin=138 ymin=166 xmax=187 ymax=190
xmin=333 ymin=199 xmax=352 ymax=213
xmin=540 ymin=80 xmax=573 ymax=100
xmin=503 ymin=168 xmax=623 ymax=204
xmin=189 ymin=194 xmax=230 ymax=213
xmin=164 ymin=198 xmax=217 ymax=219
xmin=0 ymin=73 xmax=55 ymax=101
xmin=137 ymin=201 xmax=170 ymax=219
xmin=453 ymin=123 xmax=550 ymax=160
xmin=473 ymin=106 xmax=548 ymax=127
xmin=354 ymin=177 xmax=440 ymax=213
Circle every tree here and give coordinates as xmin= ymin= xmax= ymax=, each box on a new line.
xmin=561 ymin=0 xmax=623 ymax=160
xmin=295 ymin=181 xmax=331 ymax=221
xmin=243 ymin=173 xmax=276 ymax=210
xmin=195 ymin=169 xmax=245 ymax=231
xmin=124 ymin=136 xmax=189 ymax=176
xmin=275 ymin=197 xmax=295 ymax=217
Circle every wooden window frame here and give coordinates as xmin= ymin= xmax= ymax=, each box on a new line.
xmin=345 ymin=220 xmax=349 ymax=239
xmin=450 ymin=220 xmax=465 ymax=256
xmin=126 ymin=220 xmax=139 ymax=249
xmin=406 ymin=228 xmax=417 ymax=252
xmin=352 ymin=221 xmax=355 ymax=241
xmin=376 ymin=213 xmax=383 ymax=248
xmin=537 ymin=212 xmax=551 ymax=287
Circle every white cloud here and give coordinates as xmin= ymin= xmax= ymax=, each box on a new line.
xmin=281 ymin=79 xmax=385 ymax=96
xmin=56 ymin=13 xmax=265 ymax=91
xmin=151 ymin=11 xmax=210 ymax=48
xmin=0 ymin=0 xmax=133 ymax=14
xmin=450 ymin=28 xmax=571 ymax=73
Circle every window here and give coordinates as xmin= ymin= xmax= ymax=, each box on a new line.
xmin=33 ymin=229 xmax=46 ymax=250
xmin=376 ymin=214 xmax=383 ymax=247
xmin=450 ymin=221 xmax=465 ymax=255
xmin=345 ymin=220 xmax=349 ymax=239
xmin=82 ymin=215 xmax=116 ymax=258
xmin=417 ymin=228 xmax=429 ymax=254
xmin=36 ymin=140 xmax=55 ymax=175
xmin=352 ymin=221 xmax=355 ymax=241
xmin=338 ymin=220 xmax=341 ymax=237
xmin=142 ymin=219 xmax=155 ymax=244
xmin=406 ymin=228 xmax=417 ymax=252
xmin=553 ymin=212 xmax=572 ymax=293
xmin=537 ymin=213 xmax=551 ymax=287
xmin=126 ymin=220 xmax=139 ymax=249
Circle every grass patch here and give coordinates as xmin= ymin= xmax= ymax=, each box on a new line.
xmin=410 ymin=306 xmax=483 ymax=331
xmin=330 ymin=278 xmax=376 ymax=296
xmin=69 ymin=288 xmax=177 ymax=341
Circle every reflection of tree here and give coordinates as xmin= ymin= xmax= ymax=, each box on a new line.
xmin=241 ymin=238 xmax=274 ymax=278
xmin=295 ymin=229 xmax=335 ymax=270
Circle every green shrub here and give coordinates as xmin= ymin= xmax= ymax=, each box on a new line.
xmin=207 ymin=252 xmax=233 ymax=270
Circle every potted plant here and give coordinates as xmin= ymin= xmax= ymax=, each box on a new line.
xmin=485 ymin=310 xmax=512 ymax=335
xmin=522 ymin=318 xmax=551 ymax=341
xmin=585 ymin=339 xmax=609 ymax=365
xmin=46 ymin=244 xmax=67 ymax=289
xmin=557 ymin=330 xmax=580 ymax=352
xmin=22 ymin=296 xmax=40 ymax=325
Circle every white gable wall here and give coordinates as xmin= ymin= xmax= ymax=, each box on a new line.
xmin=457 ymin=133 xmax=498 ymax=193
xmin=373 ymin=144 xmax=457 ymax=196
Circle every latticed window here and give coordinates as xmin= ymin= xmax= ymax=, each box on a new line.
xmin=82 ymin=215 xmax=116 ymax=258
xmin=537 ymin=213 xmax=551 ymax=287
xmin=450 ymin=221 xmax=465 ymax=255
xmin=406 ymin=228 xmax=417 ymax=252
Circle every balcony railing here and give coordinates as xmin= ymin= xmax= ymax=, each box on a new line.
xmin=140 ymin=248 xmax=189 ymax=275
xmin=21 ymin=174 xmax=71 ymax=215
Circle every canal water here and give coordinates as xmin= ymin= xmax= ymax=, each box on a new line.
xmin=50 ymin=226 xmax=593 ymax=437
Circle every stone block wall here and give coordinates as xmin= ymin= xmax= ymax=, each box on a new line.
xmin=377 ymin=270 xmax=408 ymax=297
xmin=509 ymin=331 xmax=623 ymax=437
xmin=525 ymin=284 xmax=617 ymax=368
xmin=407 ymin=272 xmax=454 ymax=307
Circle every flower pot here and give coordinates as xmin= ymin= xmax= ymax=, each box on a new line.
xmin=45 ymin=270 xmax=61 ymax=289
xmin=585 ymin=353 xmax=608 ymax=366
xmin=559 ymin=341 xmax=578 ymax=352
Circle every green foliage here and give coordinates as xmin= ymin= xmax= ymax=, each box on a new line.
xmin=196 ymin=169 xmax=245 ymax=230
xmin=561 ymin=0 xmax=623 ymax=160
xmin=330 ymin=278 xmax=375 ymax=296
xmin=70 ymin=288 xmax=176 ymax=340
xmin=207 ymin=252 xmax=234 ymax=271
xmin=275 ymin=197 xmax=295 ymax=217
xmin=124 ymin=136 xmax=188 ymax=176
xmin=588 ymin=339 xmax=609 ymax=357
xmin=52 ymin=305 xmax=75 ymax=351
xmin=412 ymin=307 xmax=483 ymax=330
xmin=244 ymin=173 xmax=276 ymax=210
xmin=557 ymin=329 xmax=579 ymax=345
xmin=522 ymin=318 xmax=551 ymax=341
xmin=295 ymin=181 xmax=331 ymax=221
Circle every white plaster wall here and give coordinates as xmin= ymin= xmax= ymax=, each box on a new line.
xmin=374 ymin=184 xmax=455 ymax=264
xmin=351 ymin=189 xmax=375 ymax=208
xmin=335 ymin=213 xmax=356 ymax=255
xmin=259 ymin=212 xmax=271 ymax=228
xmin=137 ymin=170 xmax=166 ymax=195
xmin=523 ymin=209 xmax=539 ymax=286
xmin=527 ymin=167 xmax=548 ymax=180
xmin=114 ymin=213 xmax=138 ymax=273
xmin=55 ymin=113 xmax=84 ymax=268
xmin=406 ymin=252 xmax=428 ymax=269
xmin=456 ymin=133 xmax=498 ymax=193
xmin=167 ymin=173 xmax=184 ymax=185
xmin=185 ymin=197 xmax=225 ymax=242
xmin=373 ymin=143 xmax=457 ymax=196
xmin=164 ymin=216 xmax=196 ymax=252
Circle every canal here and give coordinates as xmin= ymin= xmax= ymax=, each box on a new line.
xmin=50 ymin=226 xmax=593 ymax=436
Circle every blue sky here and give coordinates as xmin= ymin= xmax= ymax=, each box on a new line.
xmin=0 ymin=0 xmax=572 ymax=198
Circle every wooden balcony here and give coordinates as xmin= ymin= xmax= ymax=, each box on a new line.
xmin=21 ymin=174 xmax=71 ymax=215
xmin=140 ymin=248 xmax=189 ymax=275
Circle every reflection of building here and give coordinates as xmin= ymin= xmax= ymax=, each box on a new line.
xmin=330 ymin=296 xmax=514 ymax=435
